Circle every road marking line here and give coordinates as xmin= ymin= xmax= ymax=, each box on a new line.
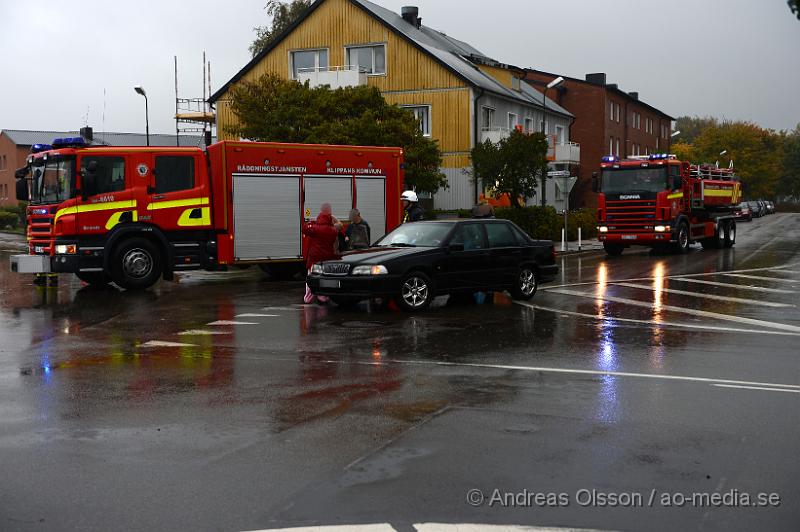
xmin=262 ymin=306 xmax=304 ymax=311
xmin=712 ymin=384 xmax=800 ymax=394
xmin=668 ymin=277 xmax=797 ymax=294
xmin=718 ymin=273 xmax=798 ymax=284
xmin=415 ymin=525 xmax=607 ymax=532
xmin=548 ymin=288 xmax=800 ymax=333
xmin=513 ymin=301 xmax=800 ymax=336
xmin=244 ymin=525 xmax=397 ymax=532
xmin=206 ymin=320 xmax=259 ymax=326
xmin=140 ymin=341 xmax=197 ymax=348
xmin=236 ymin=313 xmax=279 ymax=318
xmin=177 ymin=329 xmax=232 ymax=336
xmin=612 ymin=282 xmax=793 ymax=308
xmin=331 ymin=359 xmax=800 ymax=390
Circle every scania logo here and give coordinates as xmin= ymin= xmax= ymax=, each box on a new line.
xmin=619 ymin=194 xmax=641 ymax=200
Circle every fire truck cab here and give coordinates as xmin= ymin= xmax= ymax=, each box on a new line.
xmin=11 ymin=137 xmax=404 ymax=289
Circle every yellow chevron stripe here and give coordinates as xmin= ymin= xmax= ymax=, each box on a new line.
xmin=105 ymin=210 xmax=139 ymax=230
xmin=54 ymin=200 xmax=137 ymax=223
xmin=667 ymin=192 xmax=684 ymax=200
xmin=704 ymin=189 xmax=735 ymax=197
xmin=177 ymin=207 xmax=211 ymax=227
xmin=147 ymin=197 xmax=209 ymax=211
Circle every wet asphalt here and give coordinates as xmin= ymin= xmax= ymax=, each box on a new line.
xmin=0 ymin=214 xmax=799 ymax=532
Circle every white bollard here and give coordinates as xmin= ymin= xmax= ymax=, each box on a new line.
xmin=578 ymin=227 xmax=582 ymax=251
xmin=561 ymin=228 xmax=566 ymax=253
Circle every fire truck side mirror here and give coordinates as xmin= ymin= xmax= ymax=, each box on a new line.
xmin=16 ymin=176 xmax=29 ymax=201
xmin=591 ymin=172 xmax=599 ymax=193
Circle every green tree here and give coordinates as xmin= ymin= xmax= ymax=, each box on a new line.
xmin=250 ymin=0 xmax=311 ymax=57
xmin=470 ymin=130 xmax=549 ymax=208
xmin=674 ymin=115 xmax=718 ymax=144
xmin=780 ymin=125 xmax=800 ymax=198
xmin=226 ymin=73 xmax=447 ymax=194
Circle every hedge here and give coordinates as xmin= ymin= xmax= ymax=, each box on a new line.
xmin=0 ymin=210 xmax=19 ymax=229
xmin=494 ymin=206 xmax=597 ymax=242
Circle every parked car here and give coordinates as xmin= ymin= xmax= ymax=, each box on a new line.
xmin=307 ymin=219 xmax=559 ymax=311
xmin=734 ymin=202 xmax=753 ymax=222
xmin=765 ymin=201 xmax=775 ymax=214
xmin=748 ymin=201 xmax=764 ymax=217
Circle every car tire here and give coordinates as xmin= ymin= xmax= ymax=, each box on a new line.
xmin=510 ymin=266 xmax=538 ymax=301
xmin=603 ymin=243 xmax=624 ymax=256
xmin=75 ymin=271 xmax=110 ymax=286
xmin=673 ymin=222 xmax=690 ymax=254
xmin=724 ymin=221 xmax=736 ymax=248
xmin=111 ymin=237 xmax=162 ymax=290
xmin=397 ymin=271 xmax=434 ymax=312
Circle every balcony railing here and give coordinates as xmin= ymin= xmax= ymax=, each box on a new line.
xmin=479 ymin=128 xmax=580 ymax=163
xmin=296 ymin=65 xmax=368 ymax=89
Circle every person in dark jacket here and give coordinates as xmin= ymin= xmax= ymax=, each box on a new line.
xmin=344 ymin=208 xmax=371 ymax=250
xmin=401 ymin=190 xmax=424 ymax=223
xmin=302 ymin=203 xmax=341 ymax=303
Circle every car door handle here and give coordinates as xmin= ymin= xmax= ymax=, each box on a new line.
xmin=154 ymin=194 xmax=167 ymax=200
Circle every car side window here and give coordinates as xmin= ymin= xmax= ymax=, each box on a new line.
xmin=81 ymin=156 xmax=126 ymax=194
xmin=486 ymin=223 xmax=518 ymax=248
xmin=509 ymin=224 xmax=530 ymax=246
xmin=155 ymin=156 xmax=195 ymax=194
xmin=450 ymin=224 xmax=486 ymax=250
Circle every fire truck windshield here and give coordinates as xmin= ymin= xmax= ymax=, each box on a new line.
xmin=601 ymin=167 xmax=668 ymax=195
xmin=30 ymin=156 xmax=76 ymax=205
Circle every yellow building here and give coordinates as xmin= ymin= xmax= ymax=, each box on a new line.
xmin=210 ymin=0 xmax=577 ymax=210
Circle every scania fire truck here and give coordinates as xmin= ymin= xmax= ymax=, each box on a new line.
xmin=10 ymin=137 xmax=404 ymax=289
xmin=594 ymin=154 xmax=741 ymax=256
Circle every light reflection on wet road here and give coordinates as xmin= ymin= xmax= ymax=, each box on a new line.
xmin=1 ymin=214 xmax=799 ymax=531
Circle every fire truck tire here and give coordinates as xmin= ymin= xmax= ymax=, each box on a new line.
xmin=724 ymin=221 xmax=736 ymax=248
xmin=603 ymin=243 xmax=624 ymax=256
xmin=702 ymin=223 xmax=725 ymax=249
xmin=674 ymin=223 xmax=690 ymax=254
xmin=75 ymin=271 xmax=110 ymax=286
xmin=111 ymin=237 xmax=162 ymax=290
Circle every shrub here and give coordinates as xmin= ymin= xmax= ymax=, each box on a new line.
xmin=0 ymin=210 xmax=19 ymax=229
xmin=495 ymin=206 xmax=597 ymax=242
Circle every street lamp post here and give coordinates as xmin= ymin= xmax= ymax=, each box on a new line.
xmin=667 ymin=129 xmax=680 ymax=154
xmin=134 ymin=85 xmax=150 ymax=147
xmin=541 ymin=76 xmax=564 ymax=207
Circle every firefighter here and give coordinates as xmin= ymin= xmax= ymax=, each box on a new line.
xmin=401 ymin=190 xmax=424 ymax=223
xmin=302 ymin=203 xmax=341 ymax=304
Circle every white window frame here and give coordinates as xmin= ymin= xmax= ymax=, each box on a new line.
xmin=508 ymin=113 xmax=518 ymax=130
xmin=481 ymin=106 xmax=496 ymax=129
xmin=345 ymin=43 xmax=387 ymax=76
xmin=615 ymin=103 xmax=621 ymax=122
xmin=401 ymin=105 xmax=431 ymax=137
xmin=555 ymin=124 xmax=565 ymax=144
xmin=289 ymin=48 xmax=329 ymax=80
xmin=524 ymin=117 xmax=534 ymax=133
xmin=615 ymin=138 xmax=620 ymax=156
xmin=609 ymin=137 xmax=614 ymax=156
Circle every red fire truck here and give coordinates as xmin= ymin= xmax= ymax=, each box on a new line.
xmin=594 ymin=154 xmax=741 ymax=255
xmin=10 ymin=137 xmax=404 ymax=289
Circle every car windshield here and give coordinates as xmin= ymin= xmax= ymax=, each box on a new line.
xmin=601 ymin=167 xmax=668 ymax=194
xmin=375 ymin=222 xmax=454 ymax=247
xmin=29 ymin=156 xmax=76 ymax=205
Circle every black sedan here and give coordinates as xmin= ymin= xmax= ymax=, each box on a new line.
xmin=307 ymin=219 xmax=558 ymax=311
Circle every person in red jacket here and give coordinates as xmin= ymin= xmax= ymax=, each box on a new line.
xmin=302 ymin=203 xmax=341 ymax=303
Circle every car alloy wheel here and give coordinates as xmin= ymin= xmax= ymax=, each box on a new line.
xmin=519 ymin=268 xmax=537 ymax=297
xmin=402 ymin=275 xmax=429 ymax=309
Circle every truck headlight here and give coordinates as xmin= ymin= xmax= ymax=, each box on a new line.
xmin=654 ymin=225 xmax=670 ymax=233
xmin=352 ymin=265 xmax=388 ymax=276
xmin=311 ymin=263 xmax=323 ymax=274
xmin=599 ymin=226 xmax=609 ymax=233
xmin=55 ymin=244 xmax=77 ymax=254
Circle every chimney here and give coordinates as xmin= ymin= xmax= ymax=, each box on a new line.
xmin=79 ymin=126 xmax=93 ymax=141
xmin=628 ymin=91 xmax=639 ymax=100
xmin=401 ymin=6 xmax=421 ymax=28
xmin=585 ymin=73 xmax=606 ymax=85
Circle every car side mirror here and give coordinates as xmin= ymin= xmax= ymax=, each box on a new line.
xmin=447 ymin=243 xmax=464 ymax=253
xmin=591 ymin=172 xmax=599 ymax=193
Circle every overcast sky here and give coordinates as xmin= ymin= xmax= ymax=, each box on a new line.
xmin=1 ymin=0 xmax=798 ymax=136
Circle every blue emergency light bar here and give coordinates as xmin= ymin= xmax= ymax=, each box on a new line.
xmin=51 ymin=137 xmax=87 ymax=148
xmin=30 ymin=143 xmax=53 ymax=153
xmin=601 ymin=155 xmax=618 ymax=163
xmin=649 ymin=153 xmax=670 ymax=160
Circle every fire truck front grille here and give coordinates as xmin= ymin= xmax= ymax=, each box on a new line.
xmin=322 ymin=263 xmax=351 ymax=275
xmin=605 ymin=200 xmax=658 ymax=232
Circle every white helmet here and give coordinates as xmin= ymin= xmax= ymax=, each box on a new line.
xmin=401 ymin=190 xmax=418 ymax=203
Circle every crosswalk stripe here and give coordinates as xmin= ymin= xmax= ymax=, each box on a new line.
xmin=718 ymin=273 xmax=798 ymax=284
xmin=611 ymin=282 xmax=794 ymax=308
xmin=140 ymin=340 xmax=197 ymax=348
xmin=712 ymin=384 xmax=800 ymax=394
xmin=668 ymin=277 xmax=797 ymax=294
xmin=548 ymin=288 xmax=800 ymax=333
xmin=206 ymin=320 xmax=259 ymax=326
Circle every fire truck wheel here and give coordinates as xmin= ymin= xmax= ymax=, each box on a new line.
xmin=724 ymin=221 xmax=736 ymax=248
xmin=111 ymin=237 xmax=162 ymax=290
xmin=603 ymin=243 xmax=624 ymax=256
xmin=674 ymin=223 xmax=690 ymax=254
xmin=75 ymin=271 xmax=110 ymax=286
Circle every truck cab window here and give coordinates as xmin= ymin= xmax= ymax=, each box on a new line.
xmin=155 ymin=156 xmax=195 ymax=193
xmin=81 ymin=156 xmax=125 ymax=194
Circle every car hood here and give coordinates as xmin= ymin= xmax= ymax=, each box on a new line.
xmin=335 ymin=246 xmax=437 ymax=264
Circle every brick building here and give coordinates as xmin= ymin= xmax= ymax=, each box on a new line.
xmin=525 ymin=71 xmax=674 ymax=208
xmin=0 ymin=129 xmax=206 ymax=208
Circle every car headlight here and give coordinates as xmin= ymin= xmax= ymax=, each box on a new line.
xmin=352 ymin=265 xmax=388 ymax=276
xmin=311 ymin=263 xmax=323 ymax=274
xmin=654 ymin=225 xmax=668 ymax=233
xmin=55 ymin=244 xmax=77 ymax=254
xmin=598 ymin=226 xmax=609 ymax=233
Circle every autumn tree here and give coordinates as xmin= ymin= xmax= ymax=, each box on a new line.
xmin=674 ymin=116 xmax=718 ymax=144
xmin=470 ymin=130 xmax=549 ymax=208
xmin=780 ymin=125 xmax=800 ymax=198
xmin=250 ymin=0 xmax=311 ymax=57
xmin=226 ymin=73 xmax=447 ymax=194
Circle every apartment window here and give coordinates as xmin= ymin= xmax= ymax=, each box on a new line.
xmin=402 ymin=105 xmax=431 ymax=137
xmin=346 ymin=44 xmax=386 ymax=75
xmin=615 ymin=138 xmax=620 ymax=156
xmin=524 ymin=117 xmax=534 ymax=133
xmin=481 ymin=106 xmax=496 ymax=129
xmin=508 ymin=113 xmax=518 ymax=130
xmin=615 ymin=103 xmax=621 ymax=122
xmin=609 ymin=101 xmax=614 ymax=120
xmin=609 ymin=137 xmax=614 ymax=156
xmin=511 ymin=76 xmax=521 ymax=91
xmin=555 ymin=125 xmax=565 ymax=144
xmin=0 ymin=154 xmax=6 ymax=170
xmin=290 ymin=49 xmax=328 ymax=79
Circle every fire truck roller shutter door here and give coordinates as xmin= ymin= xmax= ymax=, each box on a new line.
xmin=355 ymin=177 xmax=386 ymax=242
xmin=303 ymin=176 xmax=353 ymax=222
xmin=233 ymin=174 xmax=302 ymax=260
